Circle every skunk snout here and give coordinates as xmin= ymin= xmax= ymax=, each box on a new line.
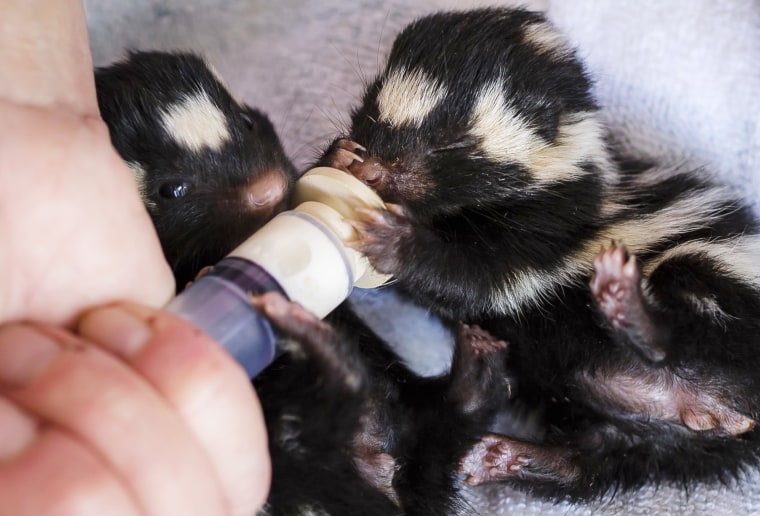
xmin=241 ymin=168 xmax=290 ymax=211
xmin=348 ymin=156 xmax=389 ymax=189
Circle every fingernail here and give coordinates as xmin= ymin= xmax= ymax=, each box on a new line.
xmin=77 ymin=305 xmax=154 ymax=358
xmin=0 ymin=396 xmax=37 ymax=461
xmin=0 ymin=325 xmax=61 ymax=387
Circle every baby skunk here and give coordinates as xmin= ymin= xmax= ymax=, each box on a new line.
xmin=320 ymin=8 xmax=760 ymax=501
xmin=253 ymin=294 xmax=510 ymax=515
xmin=95 ymin=51 xmax=298 ymax=288
xmin=95 ymin=49 xmax=510 ymax=514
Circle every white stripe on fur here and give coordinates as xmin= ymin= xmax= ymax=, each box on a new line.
xmin=470 ymin=82 xmax=611 ymax=183
xmin=489 ymin=187 xmax=739 ymax=316
xmin=160 ymin=91 xmax=231 ymax=152
xmin=377 ymin=68 xmax=446 ymax=128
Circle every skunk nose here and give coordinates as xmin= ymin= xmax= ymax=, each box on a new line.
xmin=242 ymin=169 xmax=289 ymax=211
xmin=348 ymin=157 xmax=387 ymax=187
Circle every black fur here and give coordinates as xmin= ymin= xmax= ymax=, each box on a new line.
xmin=253 ymin=295 xmax=510 ymax=515
xmin=96 ymin=51 xmax=298 ymax=288
xmin=321 ymin=7 xmax=760 ymax=501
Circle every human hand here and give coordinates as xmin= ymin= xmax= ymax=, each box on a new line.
xmin=0 ymin=302 xmax=270 ymax=516
xmin=0 ymin=104 xmax=175 ymax=326
xmin=0 ymin=0 xmax=175 ymax=326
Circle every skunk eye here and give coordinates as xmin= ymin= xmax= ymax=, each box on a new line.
xmin=240 ymin=111 xmax=255 ymax=131
xmin=158 ymin=181 xmax=190 ymax=199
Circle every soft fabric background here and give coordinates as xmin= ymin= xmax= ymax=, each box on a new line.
xmin=85 ymin=1 xmax=760 ymax=514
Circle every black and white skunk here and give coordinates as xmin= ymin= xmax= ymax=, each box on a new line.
xmin=95 ymin=51 xmax=298 ymax=289
xmin=320 ymin=7 xmax=760 ymax=501
xmin=96 ymin=51 xmax=511 ymax=514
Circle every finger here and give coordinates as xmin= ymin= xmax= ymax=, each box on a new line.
xmin=0 ymin=345 xmax=138 ymax=516
xmin=0 ymin=323 xmax=226 ymax=516
xmin=0 ymin=105 xmax=175 ymax=326
xmin=0 ymin=419 xmax=140 ymax=516
xmin=78 ymin=303 xmax=271 ymax=516
xmin=0 ymin=396 xmax=37 ymax=463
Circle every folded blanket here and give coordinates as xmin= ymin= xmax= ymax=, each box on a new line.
xmin=85 ymin=1 xmax=760 ymax=513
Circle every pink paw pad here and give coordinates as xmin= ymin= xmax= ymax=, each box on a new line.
xmin=590 ymin=241 xmax=640 ymax=329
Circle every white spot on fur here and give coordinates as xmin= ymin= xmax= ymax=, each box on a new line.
xmin=643 ymin=235 xmax=760 ymax=289
xmin=470 ymin=82 xmax=542 ymax=169
xmin=127 ymin=161 xmax=156 ymax=210
xmin=377 ymin=68 xmax=446 ymax=127
xmin=582 ymin=188 xmax=738 ymax=262
xmin=160 ymin=91 xmax=230 ymax=152
xmin=626 ymin=161 xmax=691 ymax=187
xmin=542 ymin=113 xmax=615 ymax=184
xmin=489 ymin=184 xmax=739 ymax=316
xmin=470 ymin=81 xmax=613 ymax=184
xmin=488 ymin=267 xmax=559 ymax=317
xmin=522 ymin=21 xmax=573 ymax=59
